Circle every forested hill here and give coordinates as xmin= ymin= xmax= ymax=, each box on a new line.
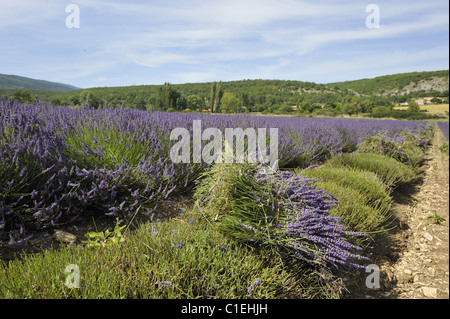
xmin=328 ymin=70 xmax=449 ymax=97
xmin=0 ymin=73 xmax=79 ymax=92
xmin=1 ymin=70 xmax=448 ymax=116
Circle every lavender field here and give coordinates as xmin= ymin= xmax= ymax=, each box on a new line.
xmin=0 ymin=98 xmax=431 ymax=246
xmin=1 ymin=97 xmax=437 ymax=298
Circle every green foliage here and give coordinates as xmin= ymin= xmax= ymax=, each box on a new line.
xmin=301 ymin=166 xmax=392 ymax=213
xmin=440 ymin=143 xmax=449 ymax=155
xmin=371 ymin=105 xmax=392 ymax=118
xmin=156 ymin=82 xmax=183 ymax=111
xmin=427 ymin=212 xmax=446 ymax=225
xmin=329 ymin=70 xmax=449 ymax=96
xmin=210 ymin=81 xmax=224 ymax=113
xmin=311 ymin=180 xmax=390 ymax=234
xmin=325 ymin=152 xmax=417 ymax=188
xmin=83 ymin=218 xmax=126 ymax=248
xmin=0 ymin=215 xmax=316 ymax=298
xmin=11 ymin=70 xmax=447 ymax=116
xmin=357 ymin=132 xmax=427 ymax=168
xmin=79 ymin=90 xmax=100 ymax=109
xmin=220 ymin=92 xmax=241 ymax=113
xmin=369 ymin=108 xmax=446 ymax=120
xmin=407 ymin=99 xmax=420 ymax=114
xmin=186 ymin=94 xmax=204 ymax=111
xmin=11 ymin=90 xmax=32 ymax=103
xmin=341 ymin=97 xmax=362 ymax=116
xmin=0 ymin=73 xmax=79 ymax=91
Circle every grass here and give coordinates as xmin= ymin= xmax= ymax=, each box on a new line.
xmin=419 ymin=104 xmax=449 ymax=115
xmin=0 ymin=216 xmax=301 ymax=299
xmin=440 ymin=143 xmax=449 ymax=155
xmin=394 ymin=104 xmax=449 ymax=114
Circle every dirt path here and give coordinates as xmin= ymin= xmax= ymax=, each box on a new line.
xmin=390 ymin=129 xmax=449 ymax=299
xmin=348 ymin=128 xmax=449 ymax=299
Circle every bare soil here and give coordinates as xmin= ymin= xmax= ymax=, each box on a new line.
xmin=346 ymin=129 xmax=449 ymax=299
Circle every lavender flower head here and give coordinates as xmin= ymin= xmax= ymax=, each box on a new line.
xmin=247 ymin=278 xmax=260 ymax=294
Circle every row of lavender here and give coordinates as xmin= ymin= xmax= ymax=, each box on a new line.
xmin=0 ymin=99 xmax=430 ymax=245
xmin=437 ymin=121 xmax=449 ymax=141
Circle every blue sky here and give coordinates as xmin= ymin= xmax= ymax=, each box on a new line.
xmin=0 ymin=0 xmax=448 ymax=89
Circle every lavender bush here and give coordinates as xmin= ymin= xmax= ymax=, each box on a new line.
xmin=0 ymin=98 xmax=430 ymax=246
xmin=437 ymin=121 xmax=449 ymax=141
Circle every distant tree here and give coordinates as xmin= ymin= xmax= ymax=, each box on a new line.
xmin=341 ymin=99 xmax=361 ymax=116
xmin=209 ymin=82 xmax=216 ymax=112
xmin=299 ymin=101 xmax=316 ymax=113
xmin=176 ymin=95 xmax=187 ymax=111
xmin=278 ymin=104 xmax=293 ymax=113
xmin=371 ymin=105 xmax=392 ymax=118
xmin=213 ymin=82 xmax=224 ymax=113
xmin=12 ymin=90 xmax=32 ymax=103
xmin=241 ymin=92 xmax=250 ymax=108
xmin=135 ymin=98 xmax=146 ymax=110
xmin=407 ymin=99 xmax=420 ymax=114
xmin=157 ymin=82 xmax=182 ymax=110
xmin=68 ymin=95 xmax=80 ymax=106
xmin=51 ymin=98 xmax=62 ymax=106
xmin=342 ymin=97 xmax=362 ymax=116
xmin=187 ymin=94 xmax=204 ymax=111
xmin=361 ymin=99 xmax=375 ymax=113
xmin=79 ymin=90 xmax=100 ymax=109
xmin=430 ymin=97 xmax=441 ymax=104
xmin=220 ymin=92 xmax=241 ymax=113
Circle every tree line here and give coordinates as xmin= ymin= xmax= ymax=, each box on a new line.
xmin=2 ymin=74 xmax=448 ymax=120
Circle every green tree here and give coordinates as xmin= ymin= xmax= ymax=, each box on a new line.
xmin=220 ymin=92 xmax=241 ymax=113
xmin=157 ymin=82 xmax=182 ymax=111
xmin=430 ymin=97 xmax=441 ymax=104
xmin=407 ymin=99 xmax=420 ymax=114
xmin=51 ymin=98 xmax=62 ymax=106
xmin=80 ymin=90 xmax=100 ymax=109
xmin=371 ymin=105 xmax=392 ymax=118
xmin=342 ymin=97 xmax=362 ymax=116
xmin=68 ymin=95 xmax=80 ymax=106
xmin=187 ymin=94 xmax=204 ymax=111
xmin=209 ymin=82 xmax=216 ymax=112
xmin=299 ymin=101 xmax=317 ymax=113
xmin=211 ymin=82 xmax=224 ymax=113
xmin=12 ymin=90 xmax=32 ymax=103
xmin=241 ymin=93 xmax=250 ymax=108
xmin=176 ymin=95 xmax=187 ymax=111
xmin=135 ymin=98 xmax=147 ymax=110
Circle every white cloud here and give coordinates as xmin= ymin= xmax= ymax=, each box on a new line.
xmin=173 ymin=71 xmax=217 ymax=83
xmin=1 ymin=0 xmax=448 ymax=86
xmin=264 ymin=10 xmax=449 ymax=55
xmin=285 ymin=44 xmax=450 ymax=83
xmin=0 ymin=0 xmax=60 ymax=28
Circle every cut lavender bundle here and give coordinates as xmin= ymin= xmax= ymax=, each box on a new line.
xmin=194 ymin=162 xmax=370 ymax=271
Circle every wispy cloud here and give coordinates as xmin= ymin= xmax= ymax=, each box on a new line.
xmin=0 ymin=0 xmax=448 ymax=87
